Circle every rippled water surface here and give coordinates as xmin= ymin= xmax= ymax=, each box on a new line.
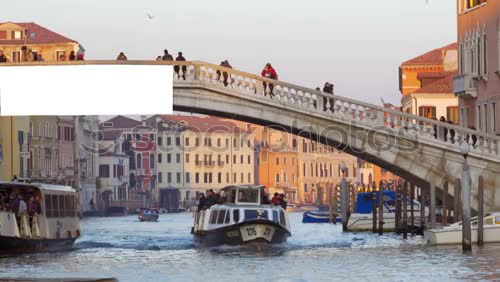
xmin=1 ymin=213 xmax=500 ymax=281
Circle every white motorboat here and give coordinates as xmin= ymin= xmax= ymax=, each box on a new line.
xmin=424 ymin=212 xmax=500 ymax=245
xmin=192 ymin=185 xmax=291 ymax=247
xmin=347 ymin=191 xmax=423 ymax=232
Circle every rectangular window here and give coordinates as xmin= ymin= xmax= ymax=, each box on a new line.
xmin=196 ymin=138 xmax=200 ymax=146
xmin=303 ymin=163 xmax=306 ymax=177
xmin=185 ymin=138 xmax=190 ymax=146
xmin=240 ymin=173 xmax=244 ymax=183
xmin=158 ymin=153 xmax=162 ymax=163
xmin=209 ymin=173 xmax=213 ymax=183
xmin=218 ymin=172 xmax=222 ymax=183
xmin=248 ymin=155 xmax=251 ymax=164
xmin=176 ymin=153 xmax=180 ymax=163
xmin=484 ymin=34 xmax=488 ymax=75
xmin=276 ymin=158 xmax=279 ymax=165
xmin=477 ymin=105 xmax=482 ymax=130
xmin=217 ymin=138 xmax=221 ymax=147
xmin=226 ymin=173 xmax=230 ymax=183
xmin=304 ymin=184 xmax=308 ymax=193
xmin=493 ymin=102 xmax=497 ymax=133
xmin=158 ymin=137 xmax=163 ymax=146
xmin=186 ymin=154 xmax=190 ymax=163
xmin=167 ymin=172 xmax=172 ymax=183
xmin=167 ymin=137 xmax=171 ymax=146
xmin=240 ymin=155 xmax=244 ymax=164
xmin=186 ymin=172 xmax=191 ymax=183
xmin=233 ymin=173 xmax=237 ymax=183
xmin=176 ymin=137 xmax=181 ymax=146
xmin=484 ymin=104 xmax=488 ymax=133
xmin=99 ymin=165 xmax=110 ymax=177
xmin=418 ymin=106 xmax=436 ymax=119
xmin=167 ymin=154 xmax=171 ymax=163
xmin=248 ymin=173 xmax=251 ymax=183
xmin=447 ymin=106 xmax=459 ymax=125
xmin=158 ymin=172 xmax=163 ymax=183
xmin=176 ymin=172 xmax=181 ymax=184
xmin=233 ymin=155 xmax=236 ymax=164
xmin=226 ymin=155 xmax=229 ymax=164
xmin=204 ymin=173 xmax=208 ymax=183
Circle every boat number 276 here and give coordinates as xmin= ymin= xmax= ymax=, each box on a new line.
xmin=246 ymin=227 xmax=257 ymax=236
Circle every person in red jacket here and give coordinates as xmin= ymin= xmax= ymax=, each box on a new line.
xmin=271 ymin=192 xmax=281 ymax=206
xmin=261 ymin=63 xmax=278 ymax=97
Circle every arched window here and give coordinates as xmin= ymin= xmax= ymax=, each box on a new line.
xmin=275 ymin=173 xmax=280 ymax=183
xmin=368 ymin=173 xmax=373 ymax=186
xmin=150 ymin=153 xmax=155 ymax=169
xmin=361 ymin=173 xmax=364 ymax=185
xmin=292 ymin=139 xmax=297 ymax=150
xmin=136 ymin=153 xmax=142 ymax=169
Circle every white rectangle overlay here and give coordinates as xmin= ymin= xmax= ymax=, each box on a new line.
xmin=0 ymin=64 xmax=173 ymax=116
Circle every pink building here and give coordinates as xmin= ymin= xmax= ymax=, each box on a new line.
xmin=454 ymin=0 xmax=499 ymax=135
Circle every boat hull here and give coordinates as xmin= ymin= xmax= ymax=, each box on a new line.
xmin=193 ymin=220 xmax=290 ymax=247
xmin=139 ymin=214 xmax=159 ymax=222
xmin=302 ymin=211 xmax=341 ymax=223
xmin=0 ymin=236 xmax=77 ymax=254
xmin=347 ymin=213 xmax=422 ymax=232
xmin=424 ymin=225 xmax=500 ymax=245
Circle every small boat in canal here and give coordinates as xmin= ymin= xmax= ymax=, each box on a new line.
xmin=138 ymin=208 xmax=159 ymax=222
xmin=0 ymin=181 xmax=81 ymax=254
xmin=424 ymin=213 xmax=500 ymax=245
xmin=191 ymin=185 xmax=291 ymax=247
xmin=347 ymin=191 xmax=423 ymax=232
xmin=302 ymin=206 xmax=342 ymax=223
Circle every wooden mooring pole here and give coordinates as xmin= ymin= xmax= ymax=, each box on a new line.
xmin=378 ymin=182 xmax=384 ymax=235
xmin=333 ymin=185 xmax=339 ymax=225
xmin=461 ymin=159 xmax=472 ymax=252
xmin=402 ymin=181 xmax=408 ymax=239
xmin=454 ymin=178 xmax=462 ymax=223
xmin=410 ymin=183 xmax=415 ymax=236
xmin=442 ymin=181 xmax=448 ymax=226
xmin=341 ymin=177 xmax=349 ymax=232
xmin=395 ymin=184 xmax=401 ymax=235
xmin=372 ymin=181 xmax=377 ymax=234
xmin=429 ymin=183 xmax=436 ymax=229
xmin=478 ymin=176 xmax=484 ymax=246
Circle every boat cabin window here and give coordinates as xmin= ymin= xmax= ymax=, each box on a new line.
xmin=233 ymin=209 xmax=240 ymax=223
xmin=224 ymin=210 xmax=230 ymax=224
xmin=495 ymin=216 xmax=500 ymax=224
xmin=485 ymin=217 xmax=494 ymax=225
xmin=209 ymin=210 xmax=218 ymax=224
xmin=272 ymin=210 xmax=279 ymax=224
xmin=45 ymin=194 xmax=77 ymax=218
xmin=244 ymin=209 xmax=268 ymax=220
xmin=237 ymin=189 xmax=259 ymax=204
xmin=217 ymin=209 xmax=227 ymax=224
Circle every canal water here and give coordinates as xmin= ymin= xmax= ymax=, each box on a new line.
xmin=1 ymin=213 xmax=499 ymax=281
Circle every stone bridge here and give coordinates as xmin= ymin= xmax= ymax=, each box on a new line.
xmin=4 ymin=60 xmax=500 ymax=212
xmin=168 ymin=61 xmax=500 ymax=212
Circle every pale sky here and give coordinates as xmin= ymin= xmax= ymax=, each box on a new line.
xmin=4 ymin=0 xmax=457 ymax=105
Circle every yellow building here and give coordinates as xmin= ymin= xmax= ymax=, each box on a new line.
xmin=0 ymin=22 xmax=79 ymax=62
xmin=0 ymin=116 xmax=31 ymax=181
xmin=30 ymin=116 xmax=58 ymax=180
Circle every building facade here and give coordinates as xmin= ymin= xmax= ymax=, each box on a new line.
xmin=56 ymin=116 xmax=74 ymax=184
xmin=30 ymin=116 xmax=58 ymax=180
xmin=0 ymin=116 xmax=31 ymax=181
xmin=0 ymin=22 xmax=79 ymax=62
xmin=400 ymin=43 xmax=459 ymax=122
xmin=454 ymin=0 xmax=499 ymax=134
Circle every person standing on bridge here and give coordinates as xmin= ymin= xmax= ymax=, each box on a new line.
xmin=174 ymin=52 xmax=187 ymax=80
xmin=217 ymin=60 xmax=232 ymax=86
xmin=261 ymin=63 xmax=278 ymax=97
xmin=322 ymin=82 xmax=334 ymax=112
xmin=162 ymin=49 xmax=174 ymax=61
xmin=116 ymin=52 xmax=127 ymax=61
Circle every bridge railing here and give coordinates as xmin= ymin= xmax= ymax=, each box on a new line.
xmin=170 ymin=61 xmax=499 ymax=159
xmin=2 ymin=60 xmax=499 ymax=159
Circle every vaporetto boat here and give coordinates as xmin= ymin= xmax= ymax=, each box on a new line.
xmin=0 ymin=182 xmax=81 ymax=254
xmin=424 ymin=213 xmax=500 ymax=245
xmin=191 ymin=185 xmax=291 ymax=247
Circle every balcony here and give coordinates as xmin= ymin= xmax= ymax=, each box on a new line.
xmin=453 ymin=73 xmax=477 ymax=99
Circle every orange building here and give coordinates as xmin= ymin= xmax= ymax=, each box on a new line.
xmin=0 ymin=22 xmax=79 ymax=62
xmin=259 ymin=149 xmax=299 ymax=202
xmin=399 ymin=43 xmax=458 ymax=96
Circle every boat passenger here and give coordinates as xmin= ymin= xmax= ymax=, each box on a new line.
xmin=18 ymin=195 xmax=27 ymax=217
xmin=271 ymin=193 xmax=281 ymax=206
xmin=8 ymin=193 xmax=20 ymax=214
xmin=279 ymin=194 xmax=288 ymax=210
xmin=197 ymin=193 xmax=206 ymax=210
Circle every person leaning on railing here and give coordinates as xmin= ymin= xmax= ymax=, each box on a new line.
xmin=261 ymin=63 xmax=278 ymax=97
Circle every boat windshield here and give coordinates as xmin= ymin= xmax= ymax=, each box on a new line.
xmin=237 ymin=189 xmax=259 ymax=204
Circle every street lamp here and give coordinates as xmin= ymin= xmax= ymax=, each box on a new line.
xmin=460 ymin=141 xmax=472 ymax=252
